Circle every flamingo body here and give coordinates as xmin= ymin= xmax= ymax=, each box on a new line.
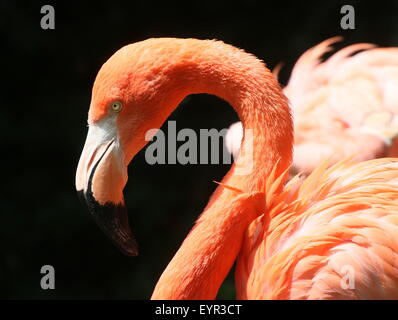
xmin=237 ymin=158 xmax=398 ymax=299
xmin=75 ymin=38 xmax=398 ymax=299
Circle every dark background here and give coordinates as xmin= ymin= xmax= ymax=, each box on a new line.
xmin=1 ymin=0 xmax=397 ymax=299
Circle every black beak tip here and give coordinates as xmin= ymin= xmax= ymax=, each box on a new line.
xmin=77 ymin=190 xmax=86 ymax=205
xmin=77 ymin=189 xmax=139 ymax=257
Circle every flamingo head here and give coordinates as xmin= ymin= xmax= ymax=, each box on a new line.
xmin=75 ymin=39 xmax=187 ymax=256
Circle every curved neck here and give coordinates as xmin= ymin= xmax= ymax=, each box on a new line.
xmin=151 ymin=40 xmax=293 ymax=299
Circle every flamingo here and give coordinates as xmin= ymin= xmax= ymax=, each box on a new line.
xmin=76 ymin=38 xmax=398 ymax=299
xmin=226 ymin=37 xmax=398 ymax=176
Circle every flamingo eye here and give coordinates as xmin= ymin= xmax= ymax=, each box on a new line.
xmin=110 ymin=101 xmax=123 ymax=113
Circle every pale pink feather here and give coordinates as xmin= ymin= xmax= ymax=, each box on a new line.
xmin=226 ymin=38 xmax=398 ymax=175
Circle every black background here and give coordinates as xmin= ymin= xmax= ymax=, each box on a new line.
xmin=1 ymin=0 xmax=398 ymax=299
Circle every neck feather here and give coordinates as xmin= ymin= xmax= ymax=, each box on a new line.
xmin=151 ymin=39 xmax=293 ymax=299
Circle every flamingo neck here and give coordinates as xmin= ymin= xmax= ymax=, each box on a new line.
xmin=151 ymin=41 xmax=293 ymax=299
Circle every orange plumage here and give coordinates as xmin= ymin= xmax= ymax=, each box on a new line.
xmin=237 ymin=158 xmax=398 ymax=299
xmin=76 ymin=38 xmax=398 ymax=299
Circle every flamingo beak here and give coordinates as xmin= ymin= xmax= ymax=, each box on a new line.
xmin=75 ymin=122 xmax=138 ymax=256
